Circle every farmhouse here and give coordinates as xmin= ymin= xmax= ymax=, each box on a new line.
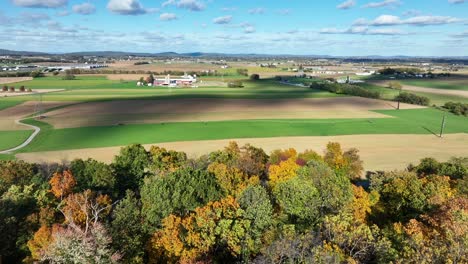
xmin=153 ymin=73 xmax=197 ymax=87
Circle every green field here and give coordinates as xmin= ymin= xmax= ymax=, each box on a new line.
xmin=0 ymin=130 xmax=32 ymax=150
xmin=17 ymin=108 xmax=468 ymax=153
xmin=358 ymin=83 xmax=468 ymax=105
xmin=0 ymin=77 xmax=341 ymax=102
xmin=401 ymin=79 xmax=468 ymax=91
xmin=0 ymin=154 xmax=16 ymax=160
xmin=0 ymin=100 xmax=24 ymax=111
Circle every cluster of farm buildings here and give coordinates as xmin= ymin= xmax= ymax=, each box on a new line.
xmin=137 ymin=73 xmax=198 ymax=87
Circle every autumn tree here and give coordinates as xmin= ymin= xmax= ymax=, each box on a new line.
xmin=27 ymin=224 xmax=58 ymax=261
xmin=393 ymin=197 xmax=467 ymax=262
xmin=208 ymin=162 xmax=259 ymax=196
xmin=49 ymin=170 xmax=76 ymax=199
xmin=348 ymin=185 xmax=379 ymax=223
xmin=148 ymin=196 xmax=250 ymax=263
xmin=269 ymin=148 xmax=297 ymax=165
xmin=60 ymin=190 xmax=113 ymax=231
xmin=324 ymin=142 xmax=363 ymax=180
xmin=41 ymin=223 xmax=121 ymax=263
xmin=0 ymin=160 xmax=37 ymax=195
xmin=268 ymin=157 xmax=300 ymax=189
xmin=209 ymin=142 xmax=269 ymax=178
xmin=148 ymin=146 xmax=187 ymax=174
xmin=320 ymin=212 xmax=396 ymax=263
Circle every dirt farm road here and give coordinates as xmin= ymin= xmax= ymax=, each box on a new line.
xmin=0 ymin=119 xmax=40 ymax=154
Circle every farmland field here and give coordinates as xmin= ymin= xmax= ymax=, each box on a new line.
xmin=17 ymin=133 xmax=468 ymax=171
xmin=1 ymin=74 xmax=467 ymax=171
xmin=0 ymin=130 xmax=31 ymax=150
xmin=401 ymin=78 xmax=468 ymax=91
xmin=361 ymin=82 xmax=468 ymax=105
xmin=16 ymin=108 xmax=468 ymax=153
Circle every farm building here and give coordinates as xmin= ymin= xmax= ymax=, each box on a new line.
xmin=153 ymin=73 xmax=197 ymax=87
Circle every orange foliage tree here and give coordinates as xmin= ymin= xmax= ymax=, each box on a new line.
xmin=27 ymin=225 xmax=55 ymax=261
xmin=148 ymin=196 xmax=251 ymax=263
xmin=60 ymin=190 xmax=113 ymax=233
xmin=49 ymin=170 xmax=76 ymax=199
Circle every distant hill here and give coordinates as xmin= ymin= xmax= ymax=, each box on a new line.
xmin=0 ymin=49 xmax=50 ymax=56
xmin=0 ymin=49 xmax=467 ymax=60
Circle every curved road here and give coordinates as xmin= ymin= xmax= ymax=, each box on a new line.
xmin=0 ymin=119 xmax=40 ymax=154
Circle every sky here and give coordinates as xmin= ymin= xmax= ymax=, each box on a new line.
xmin=0 ymin=0 xmax=467 ymax=56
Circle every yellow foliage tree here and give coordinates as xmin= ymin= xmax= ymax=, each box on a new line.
xmin=348 ymin=185 xmax=379 ymax=223
xmin=268 ymin=157 xmax=300 ymax=189
xmin=208 ymin=162 xmax=259 ymax=196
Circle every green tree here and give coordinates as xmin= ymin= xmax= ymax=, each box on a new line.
xmin=273 ymin=177 xmax=321 ymax=228
xmin=141 ymin=168 xmax=224 ymax=230
xmin=370 ymin=171 xmax=428 ymax=222
xmin=70 ymin=159 xmax=116 ymax=195
xmin=237 ymin=185 xmax=273 ymax=254
xmin=112 ymin=144 xmax=150 ymax=194
xmin=111 ymin=190 xmax=146 ymax=263
xmin=0 ymin=184 xmax=39 ymax=263
xmin=298 ymin=160 xmax=353 ymax=216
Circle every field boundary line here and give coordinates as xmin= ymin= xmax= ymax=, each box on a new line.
xmin=0 ymin=119 xmax=40 ymax=154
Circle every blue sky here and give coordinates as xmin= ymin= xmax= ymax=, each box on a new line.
xmin=0 ymin=0 xmax=467 ymax=56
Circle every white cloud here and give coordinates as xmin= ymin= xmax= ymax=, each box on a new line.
xmin=404 ymin=16 xmax=461 ymax=26
xmin=277 ymin=9 xmax=291 ymax=15
xmin=451 ymin=31 xmax=468 ymax=38
xmin=448 ymin=0 xmax=465 ymax=4
xmin=363 ymin=0 xmax=401 ymax=8
xmin=72 ymin=3 xmax=96 ymax=15
xmin=248 ymin=8 xmax=265 ymax=14
xmin=12 ymin=0 xmax=67 ymax=8
xmin=337 ymin=0 xmax=356 ymax=10
xmin=107 ymin=0 xmax=148 ymax=15
xmin=371 ymin=15 xmax=401 ymax=25
xmin=56 ymin=10 xmax=70 ymax=16
xmin=368 ymin=14 xmax=462 ymax=26
xmin=159 ymin=12 xmax=177 ymax=21
xmin=221 ymin=7 xmax=237 ymax=12
xmin=320 ymin=26 xmax=406 ymax=35
xmin=163 ymin=0 xmax=205 ymax=11
xmin=213 ymin=15 xmax=232 ymax=24
xmin=244 ymin=26 xmax=256 ymax=33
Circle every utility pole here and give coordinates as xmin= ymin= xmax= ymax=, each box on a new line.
xmin=439 ymin=114 xmax=446 ymax=138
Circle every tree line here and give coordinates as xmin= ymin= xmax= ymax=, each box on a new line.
xmin=0 ymin=142 xmax=466 ymax=263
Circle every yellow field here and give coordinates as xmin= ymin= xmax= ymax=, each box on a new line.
xmin=16 ymin=133 xmax=468 ymax=171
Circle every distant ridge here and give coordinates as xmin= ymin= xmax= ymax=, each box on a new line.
xmin=0 ymin=49 xmax=50 ymax=56
xmin=0 ymin=49 xmax=467 ymax=60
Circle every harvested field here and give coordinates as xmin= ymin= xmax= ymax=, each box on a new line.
xmin=371 ymin=80 xmax=468 ymax=98
xmin=0 ymin=89 xmax=65 ymax=98
xmin=0 ymin=101 xmax=74 ymax=130
xmin=16 ymin=133 xmax=468 ymax=171
xmin=0 ymin=77 xmax=33 ymax=84
xmin=43 ymin=97 xmax=425 ymax=128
